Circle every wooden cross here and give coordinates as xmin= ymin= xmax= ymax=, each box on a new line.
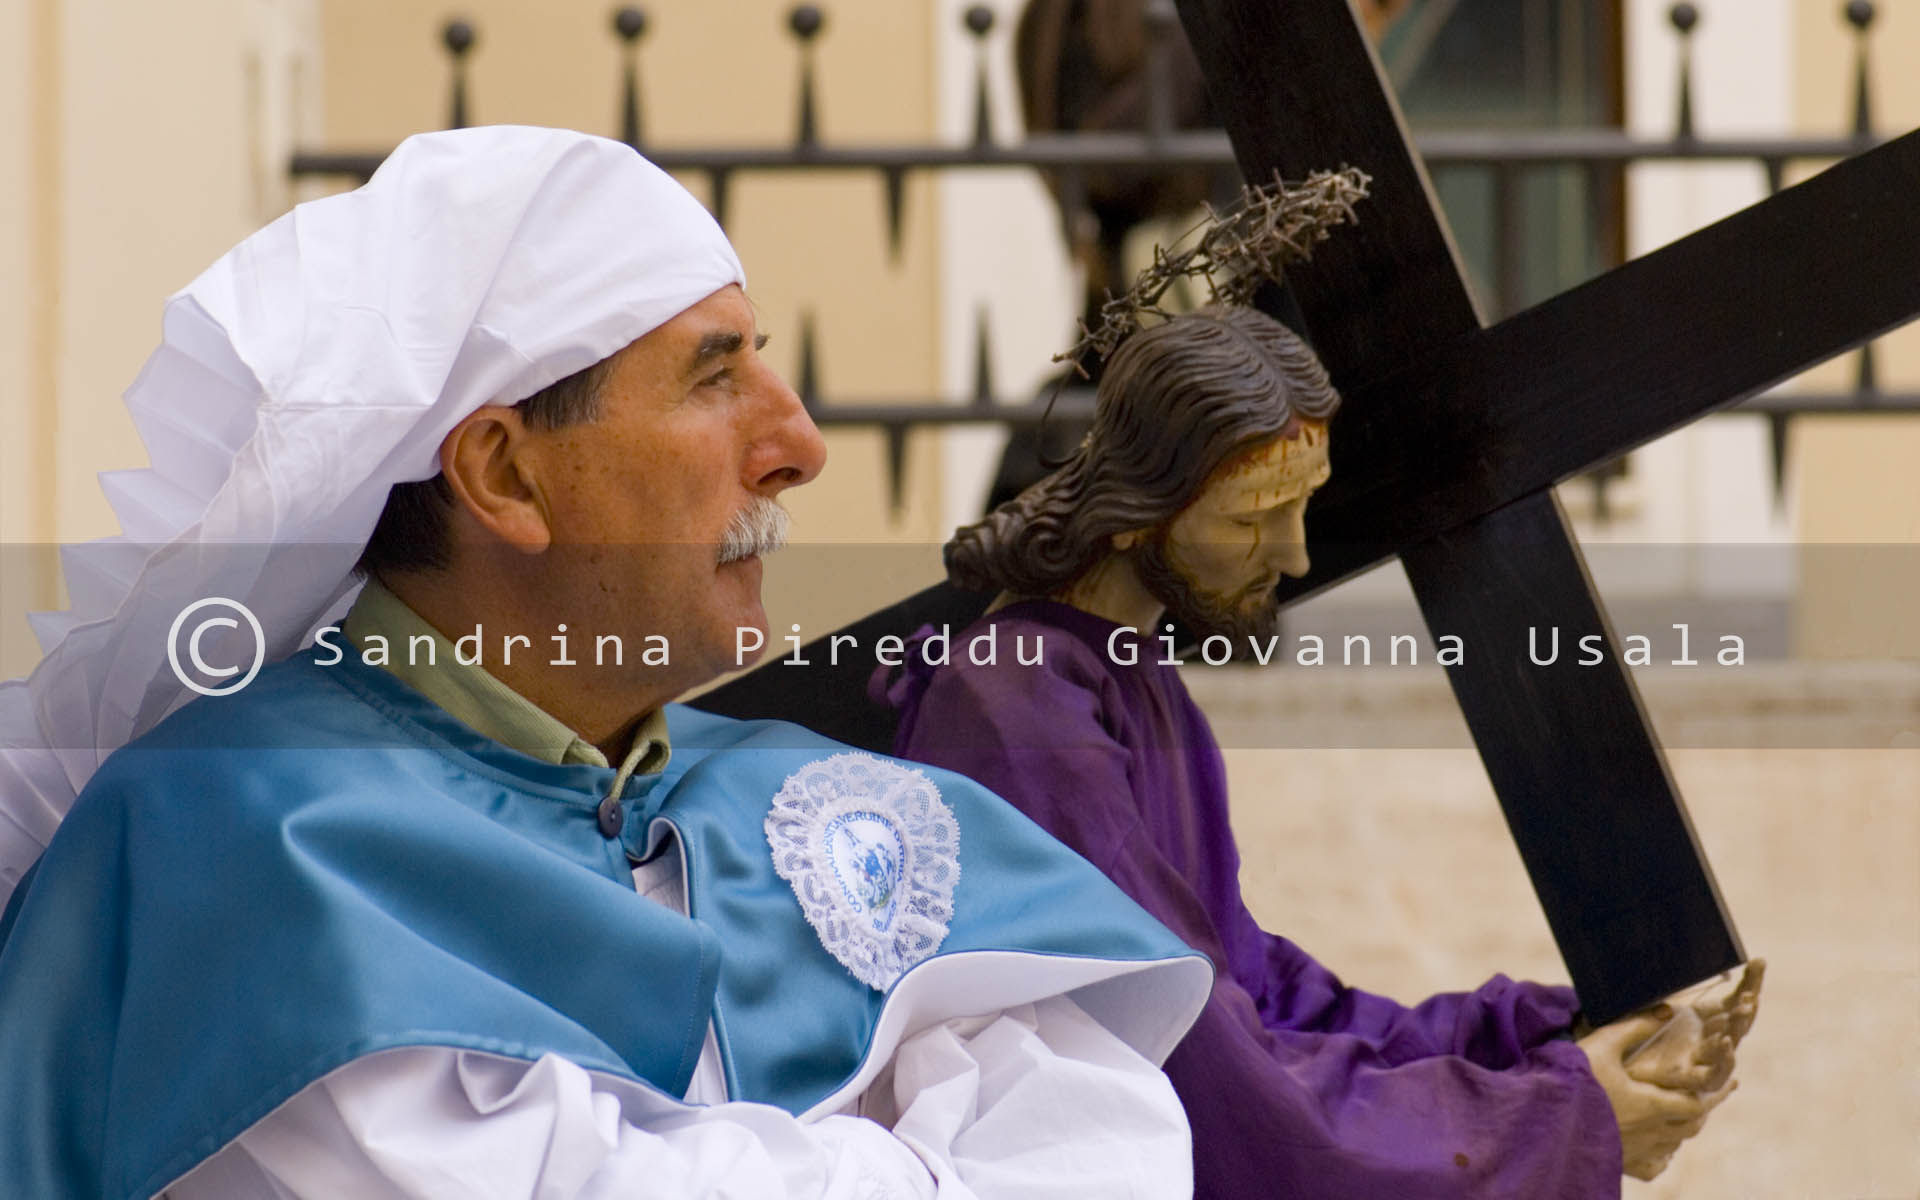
xmin=701 ymin=0 xmax=1920 ymax=1024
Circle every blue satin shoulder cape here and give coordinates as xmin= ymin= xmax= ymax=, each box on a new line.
xmin=0 ymin=651 xmax=1209 ymax=1200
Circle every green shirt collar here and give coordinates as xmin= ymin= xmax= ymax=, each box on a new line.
xmin=341 ymin=578 xmax=669 ymax=781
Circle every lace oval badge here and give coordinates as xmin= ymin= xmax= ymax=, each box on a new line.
xmin=765 ymin=752 xmax=959 ymax=991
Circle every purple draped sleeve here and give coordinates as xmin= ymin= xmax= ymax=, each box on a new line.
xmin=879 ymin=602 xmax=1621 ymax=1200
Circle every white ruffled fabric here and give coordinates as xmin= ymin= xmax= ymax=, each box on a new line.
xmin=0 ymin=127 xmax=745 ymax=911
xmin=162 ymin=999 xmax=1192 ymax=1200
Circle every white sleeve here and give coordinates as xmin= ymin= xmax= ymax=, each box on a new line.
xmin=163 ymin=1048 xmax=939 ymax=1200
xmin=163 ymin=996 xmax=1190 ymax=1200
xmin=865 ymin=995 xmax=1192 ymax=1200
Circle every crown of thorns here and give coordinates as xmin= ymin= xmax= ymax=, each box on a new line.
xmin=1057 ymin=166 xmax=1371 ymax=374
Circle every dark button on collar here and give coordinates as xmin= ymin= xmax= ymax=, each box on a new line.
xmin=597 ymin=792 xmax=623 ymax=838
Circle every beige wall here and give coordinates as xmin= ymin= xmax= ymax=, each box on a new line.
xmin=50 ymin=0 xmax=265 ymax=537
xmin=0 ymin=0 xmax=45 ymax=676
xmin=1 ymin=0 xmax=41 ymax=548
xmin=1791 ymin=0 xmax=1920 ymax=656
xmin=1 ymin=0 xmax=313 ymax=678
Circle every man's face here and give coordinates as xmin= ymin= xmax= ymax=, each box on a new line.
xmin=525 ymin=284 xmax=826 ymax=689
xmin=1135 ymin=424 xmax=1331 ymax=642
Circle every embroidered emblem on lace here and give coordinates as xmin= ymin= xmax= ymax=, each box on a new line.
xmin=766 ymin=752 xmax=960 ymax=991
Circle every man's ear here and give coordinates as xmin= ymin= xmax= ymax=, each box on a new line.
xmin=1111 ymin=528 xmax=1148 ymax=552
xmin=437 ymin=407 xmax=552 ymax=555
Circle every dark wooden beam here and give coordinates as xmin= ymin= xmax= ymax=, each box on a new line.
xmin=1283 ymin=126 xmax=1920 ymax=603
xmin=1171 ymin=0 xmax=1741 ymax=1023
xmin=1400 ymin=493 xmax=1742 ymax=1020
xmin=1170 ymin=0 xmax=1480 ymax=366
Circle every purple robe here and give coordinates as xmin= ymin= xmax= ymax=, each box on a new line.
xmin=876 ymin=600 xmax=1620 ymax=1199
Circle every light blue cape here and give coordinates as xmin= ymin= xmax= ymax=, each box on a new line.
xmin=0 ymin=652 xmax=1207 ymax=1199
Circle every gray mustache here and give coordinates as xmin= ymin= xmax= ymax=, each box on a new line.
xmin=717 ymin=497 xmax=791 ymax=564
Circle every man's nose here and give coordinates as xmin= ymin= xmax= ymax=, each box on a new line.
xmin=749 ymin=370 xmax=828 ymax=491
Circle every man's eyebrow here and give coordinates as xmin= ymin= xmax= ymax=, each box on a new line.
xmin=687 ymin=330 xmax=770 ymax=375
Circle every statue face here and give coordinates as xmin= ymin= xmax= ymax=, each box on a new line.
xmin=1145 ymin=425 xmax=1331 ymax=637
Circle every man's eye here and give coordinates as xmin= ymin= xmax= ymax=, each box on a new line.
xmin=699 ymin=368 xmax=733 ymax=388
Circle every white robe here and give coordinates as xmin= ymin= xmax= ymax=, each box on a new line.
xmin=162 ymin=843 xmax=1193 ymax=1199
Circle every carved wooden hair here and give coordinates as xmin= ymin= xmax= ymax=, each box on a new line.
xmin=946 ymin=306 xmax=1341 ymax=596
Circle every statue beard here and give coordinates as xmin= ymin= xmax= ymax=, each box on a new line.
xmin=1130 ymin=532 xmax=1282 ymax=658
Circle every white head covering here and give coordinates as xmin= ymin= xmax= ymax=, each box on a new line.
xmin=0 ymin=126 xmax=745 ymax=909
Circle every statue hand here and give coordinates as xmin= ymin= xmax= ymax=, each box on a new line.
xmin=1626 ymin=958 xmax=1765 ymax=1094
xmin=1577 ymin=1008 xmax=1734 ymax=1181
xmin=1696 ymin=958 xmax=1764 ymax=1047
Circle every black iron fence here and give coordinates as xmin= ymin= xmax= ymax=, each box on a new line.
xmin=289 ymin=2 xmax=1912 ymax=514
